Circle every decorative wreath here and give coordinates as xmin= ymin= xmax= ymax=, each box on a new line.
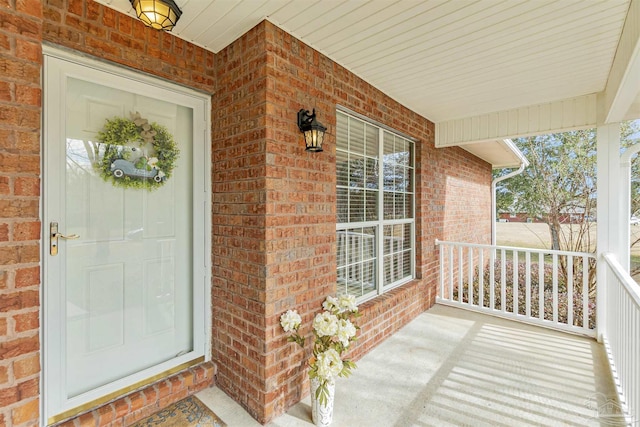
xmin=96 ymin=112 xmax=179 ymax=190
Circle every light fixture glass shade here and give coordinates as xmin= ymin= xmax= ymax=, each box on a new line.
xmin=130 ymin=0 xmax=182 ymax=31
xmin=303 ymin=128 xmax=325 ymax=152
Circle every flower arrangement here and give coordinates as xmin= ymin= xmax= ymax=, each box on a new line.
xmin=280 ymin=295 xmax=360 ymax=405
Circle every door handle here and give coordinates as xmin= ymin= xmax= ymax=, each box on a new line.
xmin=50 ymin=221 xmax=80 ymax=256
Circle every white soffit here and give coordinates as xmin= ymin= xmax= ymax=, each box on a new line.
xmin=93 ymin=0 xmax=631 ymax=125
xmin=461 ymin=139 xmax=525 ymax=169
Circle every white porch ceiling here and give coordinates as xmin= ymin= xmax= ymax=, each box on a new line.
xmin=97 ymin=0 xmax=640 ymax=166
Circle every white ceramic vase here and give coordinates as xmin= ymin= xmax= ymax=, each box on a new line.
xmin=310 ymin=377 xmax=335 ymax=427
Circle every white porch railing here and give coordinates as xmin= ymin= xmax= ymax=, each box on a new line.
xmin=436 ymin=240 xmax=596 ymax=337
xmin=602 ymin=253 xmax=640 ymax=425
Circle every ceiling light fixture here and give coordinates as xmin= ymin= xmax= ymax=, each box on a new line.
xmin=130 ymin=0 xmax=182 ymax=31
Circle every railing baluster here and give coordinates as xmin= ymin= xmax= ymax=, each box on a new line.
xmin=552 ymin=253 xmax=558 ymax=323
xmin=525 ymin=251 xmax=531 ymax=317
xmin=448 ymin=245 xmax=454 ymax=302
xmin=458 ymin=246 xmax=463 ymax=303
xmin=478 ymin=249 xmax=484 ymax=308
xmin=582 ymin=255 xmax=589 ymax=330
xmin=501 ymin=249 xmax=506 ymax=313
xmin=468 ymin=246 xmax=474 ymax=306
xmin=567 ymin=255 xmax=573 ymax=327
xmin=513 ymin=250 xmax=519 ymax=315
xmin=490 ymin=247 xmax=495 ymax=311
xmin=539 ymin=252 xmax=544 ymax=321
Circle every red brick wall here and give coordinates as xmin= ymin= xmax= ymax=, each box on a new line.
xmin=0 ymin=1 xmax=217 ymax=426
xmin=437 ymin=146 xmax=492 ymax=243
xmin=42 ymin=0 xmax=215 ymax=93
xmin=2 ymin=2 xmax=492 ymax=425
xmin=0 ymin=0 xmax=43 ymax=425
xmin=211 ymin=21 xmax=492 ymax=424
xmin=53 ymin=363 xmax=215 ymax=427
xmin=210 ymin=22 xmax=270 ymax=422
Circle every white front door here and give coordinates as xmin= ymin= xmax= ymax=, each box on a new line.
xmin=43 ymin=50 xmax=210 ymax=423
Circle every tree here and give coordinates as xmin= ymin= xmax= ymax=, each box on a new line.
xmin=621 ymin=119 xmax=640 ymax=218
xmin=621 ymin=120 xmax=640 ymax=263
xmin=495 ymin=129 xmax=597 ymax=253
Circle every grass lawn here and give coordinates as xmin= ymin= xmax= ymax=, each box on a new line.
xmin=497 ymin=222 xmax=640 ymax=280
xmin=496 ymin=222 xmax=640 ymax=254
xmin=495 ymin=222 xmax=599 ymax=251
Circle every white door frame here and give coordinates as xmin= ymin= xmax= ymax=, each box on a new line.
xmin=42 ymin=46 xmax=211 ymax=425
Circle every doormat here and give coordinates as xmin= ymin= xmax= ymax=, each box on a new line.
xmin=130 ymin=396 xmax=227 ymax=427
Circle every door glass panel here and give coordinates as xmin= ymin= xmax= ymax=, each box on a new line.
xmin=64 ymin=77 xmax=194 ymax=397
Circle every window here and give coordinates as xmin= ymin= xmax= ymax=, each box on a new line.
xmin=336 ymin=110 xmax=415 ymax=300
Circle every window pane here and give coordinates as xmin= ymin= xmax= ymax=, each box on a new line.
xmin=402 ymin=223 xmax=411 ymax=244
xmin=394 ymin=165 xmax=405 ymax=191
xmin=337 ymin=113 xmax=348 ymax=151
xmin=383 ymin=224 xmax=412 ymax=287
xmin=337 ymin=150 xmax=348 ymax=187
xmin=365 ymin=158 xmax=378 ymax=190
xmin=336 ymin=228 xmax=376 ymax=298
xmin=394 ymin=193 xmax=404 ymax=218
xmin=404 ymin=193 xmax=413 ymax=218
xmin=383 ymin=131 xmax=394 ymax=156
xmin=383 ymin=225 xmax=403 ymax=255
xmin=366 ymin=125 xmax=378 ymax=157
xmin=350 ymin=119 xmax=365 ymax=154
xmin=349 ymin=155 xmax=365 ymax=189
xmin=337 ymin=188 xmax=348 ymax=223
xmin=397 ymin=139 xmax=409 ymax=166
xmin=349 ymin=189 xmax=364 ymax=222
xmin=383 ymin=254 xmax=393 ymax=285
xmin=383 ymin=192 xmax=394 ymax=220
xmin=405 ymin=166 xmax=413 ymax=192
xmin=365 ymin=190 xmax=378 ymax=221
xmin=402 ymin=250 xmax=411 ymax=277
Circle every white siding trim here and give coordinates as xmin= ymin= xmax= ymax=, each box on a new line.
xmin=435 ymin=94 xmax=598 ymax=147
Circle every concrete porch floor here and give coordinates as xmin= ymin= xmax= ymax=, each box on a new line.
xmin=196 ymin=304 xmax=620 ymax=426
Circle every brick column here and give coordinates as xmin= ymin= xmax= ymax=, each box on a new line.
xmin=0 ymin=0 xmax=43 ymax=426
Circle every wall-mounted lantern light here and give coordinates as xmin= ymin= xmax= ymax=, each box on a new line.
xmin=297 ymin=109 xmax=326 ymax=152
xmin=130 ymin=0 xmax=182 ymax=31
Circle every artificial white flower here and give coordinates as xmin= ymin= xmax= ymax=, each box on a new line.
xmin=338 ymin=295 xmax=358 ymax=313
xmin=337 ymin=318 xmax=357 ymax=347
xmin=280 ymin=309 xmax=301 ymax=332
xmin=322 ymin=295 xmax=339 ymax=313
xmin=315 ymin=348 xmax=343 ymax=381
xmin=280 ymin=296 xmax=360 ymax=390
xmin=313 ymin=311 xmax=339 ymax=337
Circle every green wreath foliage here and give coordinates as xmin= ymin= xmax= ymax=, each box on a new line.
xmin=96 ymin=114 xmax=179 ymax=190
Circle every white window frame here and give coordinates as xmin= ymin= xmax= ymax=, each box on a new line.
xmin=336 ymin=108 xmax=416 ymax=303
